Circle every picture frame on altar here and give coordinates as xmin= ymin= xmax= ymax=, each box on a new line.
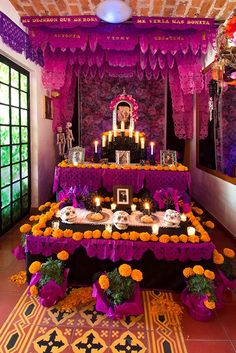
xmin=113 ymin=185 xmax=132 ymax=208
xmin=116 ymin=150 xmax=130 ymax=165
xmin=68 ymin=146 xmax=85 ymax=165
xmin=44 ymin=95 xmax=53 ymax=120
xmin=160 ymin=150 xmax=177 ymax=166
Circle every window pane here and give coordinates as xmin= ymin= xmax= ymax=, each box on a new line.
xmin=1 ymin=146 xmax=10 ymax=166
xmin=20 ymin=74 xmax=27 ymax=92
xmin=21 ymin=127 xmax=28 ymax=143
xmin=12 ymin=126 xmax=20 ymax=144
xmin=11 ymin=87 xmax=19 ymax=107
xmin=1 ymin=166 xmax=10 ymax=187
xmin=12 ymin=163 xmax=20 ymax=182
xmin=12 ymin=200 xmax=21 ymax=221
xmin=1 ymin=206 xmax=11 ymax=228
xmin=12 ymin=145 xmax=20 ymax=163
xmin=0 ymin=83 xmax=9 ymax=104
xmin=22 ymin=194 xmax=28 ymax=212
xmin=0 ymin=63 xmax=9 ymax=84
xmin=1 ymin=185 xmax=11 ymax=208
xmin=11 ymin=68 xmax=19 ymax=88
xmin=22 ymin=177 xmax=28 ymax=195
xmin=11 ymin=107 xmax=20 ymax=125
xmin=0 ymin=126 xmax=10 ymax=145
xmin=21 ymin=109 xmax=27 ymax=126
xmin=20 ymin=91 xmax=27 ymax=109
xmin=0 ymin=104 xmax=9 ymax=124
xmin=13 ymin=181 xmax=21 ymax=201
xmin=21 ymin=161 xmax=28 ymax=178
xmin=21 ymin=144 xmax=28 ymax=161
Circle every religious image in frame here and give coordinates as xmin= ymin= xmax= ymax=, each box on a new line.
xmin=113 ymin=185 xmax=132 ymax=208
xmin=116 ymin=150 xmax=130 ymax=165
xmin=160 ymin=150 xmax=177 ymax=166
xmin=44 ymin=95 xmax=53 ymax=120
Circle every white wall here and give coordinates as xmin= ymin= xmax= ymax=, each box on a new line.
xmin=0 ymin=0 xmax=57 ymax=207
xmin=190 ymin=96 xmax=236 ymax=237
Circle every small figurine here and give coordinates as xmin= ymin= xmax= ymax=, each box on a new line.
xmin=56 ymin=126 xmax=66 ymax=157
xmin=65 ymin=122 xmax=75 ymax=152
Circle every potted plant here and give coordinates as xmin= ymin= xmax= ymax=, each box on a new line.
xmin=28 ymin=251 xmax=69 ymax=307
xmin=93 ymin=264 xmax=143 ymax=318
xmin=213 ymin=248 xmax=236 ymax=290
xmin=181 ymin=265 xmax=217 ymax=321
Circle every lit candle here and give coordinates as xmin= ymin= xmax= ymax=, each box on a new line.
xmin=180 ymin=214 xmax=187 ymax=222
xmin=102 ymin=135 xmax=106 ymax=148
xmin=105 ymin=224 xmax=112 ymax=233
xmin=113 ymin=128 xmax=117 ymax=138
xmin=144 ymin=202 xmax=150 ymax=210
xmin=140 ymin=137 xmax=145 ymax=149
xmin=94 ymin=140 xmax=98 ymax=153
xmin=150 ymin=142 xmax=154 ymax=155
xmin=111 ymin=203 xmax=116 ymax=211
xmin=129 ymin=126 xmax=133 ymax=138
xmin=95 ymin=197 xmax=100 ymax=207
xmin=108 ymin=131 xmax=112 ymax=143
xmin=187 ymin=227 xmax=196 ymax=236
xmin=73 ymin=161 xmax=78 ymax=166
xmin=121 ymin=121 xmax=125 ymax=132
xmin=135 ymin=131 xmax=139 ymax=143
xmin=131 ymin=204 xmax=137 ymax=212
xmin=152 ymin=224 xmax=159 ymax=235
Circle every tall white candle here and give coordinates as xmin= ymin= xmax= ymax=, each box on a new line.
xmin=95 ymin=197 xmax=100 ymax=207
xmin=144 ymin=202 xmax=150 ymax=210
xmin=108 ymin=131 xmax=112 ymax=142
xmin=150 ymin=142 xmax=154 ymax=155
xmin=129 ymin=126 xmax=133 ymax=138
xmin=152 ymin=224 xmax=159 ymax=235
xmin=113 ymin=128 xmax=117 ymax=137
xmin=121 ymin=121 xmax=125 ymax=132
xmin=131 ymin=204 xmax=136 ymax=212
xmin=94 ymin=140 xmax=98 ymax=153
xmin=102 ymin=135 xmax=106 ymax=148
xmin=135 ymin=131 xmax=139 ymax=143
xmin=111 ymin=203 xmax=116 ymax=211
xmin=140 ymin=137 xmax=145 ymax=149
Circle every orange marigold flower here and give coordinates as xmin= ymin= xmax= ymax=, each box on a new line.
xmin=119 ymin=264 xmax=132 ymax=277
xmin=205 ymin=221 xmax=215 ymax=229
xmin=93 ymin=230 xmax=101 ymax=239
xmin=121 ymin=232 xmax=130 ymax=240
xmin=29 ymin=261 xmax=42 ymax=274
xmin=63 ymin=229 xmax=73 ymax=238
xmin=204 ymin=300 xmax=216 ymax=310
xmin=179 ymin=234 xmax=188 ymax=243
xmin=44 ymin=202 xmax=51 ymax=207
xmin=83 ymin=231 xmax=93 ymax=239
xmin=170 ymin=235 xmax=179 ymax=243
xmin=30 ymin=285 xmax=38 ymax=296
xmin=131 ymin=269 xmax=143 ymax=282
xmin=150 ymin=235 xmax=158 ymax=242
xmin=200 ymin=234 xmax=211 ymax=242
xmin=44 ymin=227 xmax=52 ymax=236
xmin=20 ymin=224 xmax=32 ymax=233
xmin=204 ymin=270 xmax=215 ymax=281
xmin=193 ymin=265 xmax=204 ymax=275
xmin=132 ymin=197 xmax=139 ymax=203
xmin=159 ymin=234 xmax=170 ymax=243
xmin=169 ymin=165 xmax=176 ymax=171
xmin=140 ymin=232 xmax=151 ymax=242
xmin=98 ymin=274 xmax=109 ymax=290
xmin=213 ymin=254 xmax=224 ymax=265
xmin=223 ymin=248 xmax=235 ymax=258
xmin=73 ymin=232 xmax=83 ymax=241
xmin=52 ymin=229 xmax=64 ymax=238
xmin=102 ymin=230 xmax=112 ymax=239
xmin=183 ymin=267 xmax=195 ymax=278
xmin=104 ymin=197 xmax=110 ymax=202
xmin=57 ymin=250 xmax=69 ymax=261
xmin=32 ymin=230 xmax=43 ymax=237
xmin=112 ymin=231 xmax=121 ymax=240
xmin=38 ymin=205 xmax=45 ymax=212
xmin=188 ymin=235 xmax=200 ymax=243
xmin=156 ymin=165 xmax=163 ymax=171
xmin=130 ymin=231 xmax=139 ymax=241
xmin=29 ymin=215 xmax=36 ymax=222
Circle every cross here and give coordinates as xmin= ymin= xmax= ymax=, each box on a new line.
xmin=37 ymin=330 xmax=65 ymax=353
xmin=115 ymin=334 xmax=143 ymax=352
xmin=75 ymin=332 xmax=103 ymax=352
xmin=84 ymin=306 xmax=103 ymax=324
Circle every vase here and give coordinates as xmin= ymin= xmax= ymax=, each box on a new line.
xmin=28 ymin=268 xmax=69 ymax=308
xmin=92 ymin=282 xmax=143 ymax=319
xmin=216 ymin=269 xmax=236 ymax=290
xmin=181 ymin=287 xmax=214 ymax=321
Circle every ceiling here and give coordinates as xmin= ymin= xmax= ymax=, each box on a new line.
xmin=8 ymin=0 xmax=236 ymax=21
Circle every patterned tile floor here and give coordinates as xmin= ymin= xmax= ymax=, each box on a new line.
xmin=0 ymin=216 xmax=236 ymax=353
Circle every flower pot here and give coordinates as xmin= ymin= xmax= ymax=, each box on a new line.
xmin=216 ymin=269 xmax=236 ymax=290
xmin=181 ymin=287 xmax=214 ymax=321
xmin=28 ymin=268 xmax=69 ymax=307
xmin=12 ymin=245 xmax=26 ymax=260
xmin=92 ymin=282 xmax=143 ymax=319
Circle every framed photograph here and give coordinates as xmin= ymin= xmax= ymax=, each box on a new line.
xmin=160 ymin=150 xmax=177 ymax=166
xmin=113 ymin=185 xmax=132 ymax=209
xmin=68 ymin=146 xmax=85 ymax=164
xmin=44 ymin=95 xmax=53 ymax=120
xmin=116 ymin=150 xmax=130 ymax=165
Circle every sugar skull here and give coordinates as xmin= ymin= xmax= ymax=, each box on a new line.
xmin=112 ymin=211 xmax=129 ymax=230
xmin=60 ymin=206 xmax=78 ymax=224
xmin=163 ymin=209 xmax=181 ymax=227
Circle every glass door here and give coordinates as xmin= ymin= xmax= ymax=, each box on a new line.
xmin=0 ymin=55 xmax=30 ymax=234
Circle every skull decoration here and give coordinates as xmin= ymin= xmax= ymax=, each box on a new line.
xmin=163 ymin=209 xmax=181 ymax=228
xmin=60 ymin=206 xmax=78 ymax=224
xmin=112 ymin=211 xmax=130 ymax=230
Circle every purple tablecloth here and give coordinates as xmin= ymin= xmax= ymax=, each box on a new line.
xmin=53 ymin=166 xmax=191 ymax=195
xmin=26 ymin=235 xmax=214 ymax=263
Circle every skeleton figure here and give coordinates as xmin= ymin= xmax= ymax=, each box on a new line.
xmin=112 ymin=210 xmax=130 ymax=230
xmin=56 ymin=126 xmax=66 ymax=157
xmin=163 ymin=209 xmax=181 ymax=228
xmin=65 ymin=122 xmax=75 ymax=152
xmin=60 ymin=206 xmax=78 ymax=223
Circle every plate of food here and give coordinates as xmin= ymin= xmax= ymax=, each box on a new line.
xmin=86 ymin=212 xmax=110 ymax=223
xmin=135 ymin=214 xmax=159 ymax=224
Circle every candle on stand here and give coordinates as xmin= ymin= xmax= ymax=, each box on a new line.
xmin=135 ymin=131 xmax=139 ymax=144
xmin=113 ymin=128 xmax=117 ymax=138
xmin=121 ymin=121 xmax=125 ymax=132
xmin=95 ymin=197 xmax=100 ymax=207
xmin=111 ymin=203 xmax=116 ymax=211
xmin=140 ymin=137 xmax=145 ymax=149
xmin=105 ymin=224 xmax=112 ymax=233
xmin=94 ymin=140 xmax=98 ymax=153
xmin=129 ymin=126 xmax=133 ymax=138
xmin=108 ymin=131 xmax=112 ymax=143
xmin=131 ymin=204 xmax=137 ymax=212
xmin=144 ymin=202 xmax=150 ymax=215
xmin=187 ymin=227 xmax=196 ymax=236
xmin=150 ymin=142 xmax=154 ymax=155
xmin=102 ymin=135 xmax=106 ymax=148
xmin=180 ymin=214 xmax=187 ymax=222
xmin=152 ymin=224 xmax=159 ymax=235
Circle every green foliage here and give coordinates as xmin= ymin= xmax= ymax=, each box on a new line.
xmin=220 ymin=258 xmax=236 ymax=281
xmin=187 ymin=275 xmax=216 ymax=301
xmin=106 ymin=268 xmax=135 ymax=306
xmin=39 ymin=258 xmax=65 ymax=288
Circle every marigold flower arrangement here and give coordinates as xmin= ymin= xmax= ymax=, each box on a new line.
xmin=213 ymin=248 xmax=236 ymax=281
xmin=183 ymin=265 xmax=216 ymax=310
xmin=98 ymin=264 xmax=143 ymax=305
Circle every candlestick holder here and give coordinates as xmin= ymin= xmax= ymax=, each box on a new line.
xmin=149 ymin=154 xmax=155 ymax=165
xmin=93 ymin=152 xmax=99 ymax=163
